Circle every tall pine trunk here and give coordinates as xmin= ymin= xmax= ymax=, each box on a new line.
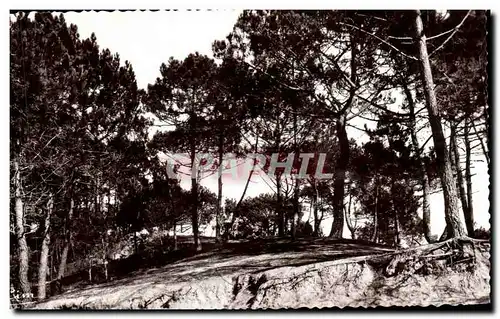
xmin=14 ymin=159 xmax=31 ymax=301
xmin=329 ymin=114 xmax=349 ymax=238
xmin=291 ymin=177 xmax=300 ymax=239
xmin=165 ymin=177 xmax=178 ymax=250
xmin=412 ymin=10 xmax=466 ymax=238
xmin=274 ymin=117 xmax=285 ymax=237
xmin=450 ymin=124 xmax=470 ymax=233
xmin=329 ymin=33 xmax=357 ymax=238
xmin=57 ymin=197 xmax=74 ymax=279
xmin=471 ymin=120 xmax=489 ymax=165
xmin=284 ymin=214 xmax=289 ymax=235
xmin=420 ymin=171 xmax=434 ymax=243
xmin=133 ymin=231 xmax=138 ymax=255
xmin=310 ymin=179 xmax=321 ymax=237
xmin=37 ymin=193 xmax=53 ymax=300
xmin=276 ymin=175 xmax=284 ymax=237
xmin=344 ymin=185 xmax=356 ymax=240
xmin=464 ymin=119 xmax=475 ymax=236
xmin=173 ymin=221 xmax=178 ymax=250
xmin=403 ymin=79 xmax=435 ymax=243
xmin=391 ymin=182 xmax=401 ymax=247
xmin=394 ymin=212 xmax=401 ymax=247
xmin=370 ymin=177 xmax=379 ymax=243
xmin=291 ymin=106 xmax=299 ymax=239
xmin=216 ymin=135 xmax=223 ymax=242
xmin=190 ymin=142 xmax=202 ymax=251
xmin=312 ymin=182 xmax=320 ymax=237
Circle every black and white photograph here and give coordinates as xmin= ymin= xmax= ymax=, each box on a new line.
xmin=8 ymin=7 xmax=491 ymax=310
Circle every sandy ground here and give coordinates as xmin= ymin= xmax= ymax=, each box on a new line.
xmin=32 ymin=237 xmax=490 ymax=309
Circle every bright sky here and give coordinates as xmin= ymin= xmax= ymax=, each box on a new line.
xmin=61 ymin=10 xmax=242 ymax=89
xmin=57 ymin=10 xmax=489 ymax=238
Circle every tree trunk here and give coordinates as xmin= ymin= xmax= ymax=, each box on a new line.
xmin=102 ymin=236 xmax=109 ymax=281
xmin=37 ymin=193 xmax=53 ymax=300
xmin=276 ymin=174 xmax=284 ymax=237
xmin=344 ymin=184 xmax=356 ymax=240
xmin=391 ymin=182 xmax=401 ymax=247
xmin=329 ymin=34 xmax=357 ymax=238
xmin=394 ymin=212 xmax=401 ymax=247
xmin=421 ymin=171 xmax=434 ymax=243
xmin=450 ymin=123 xmax=470 ymax=232
xmin=133 ymin=231 xmax=138 ymax=255
xmin=311 ymin=180 xmax=320 ymax=237
xmin=94 ymin=175 xmax=100 ymax=216
xmin=403 ymin=79 xmax=435 ymax=243
xmin=284 ymin=213 xmax=289 ymax=235
xmin=329 ymin=114 xmax=349 ymax=238
xmin=226 ymin=136 xmax=259 ymax=239
xmin=412 ymin=10 xmax=466 ymax=238
xmin=471 ymin=119 xmax=489 ymax=165
xmin=272 ymin=115 xmax=285 ymax=238
xmin=464 ymin=119 xmax=475 ymax=236
xmin=291 ymin=104 xmax=299 ymax=239
xmin=104 ymin=260 xmax=108 ymax=281
xmin=14 ymin=159 xmax=31 ymax=301
xmin=450 ymin=124 xmax=468 ymax=206
xmin=439 ymin=215 xmax=449 ymax=242
xmin=57 ymin=197 xmax=74 ymax=280
xmin=291 ymin=177 xmax=300 ymax=239
xmin=165 ymin=177 xmax=177 ymax=250
xmin=88 ymin=259 xmax=92 ymax=283
xmin=216 ymin=135 xmax=223 ymax=242
xmin=190 ymin=143 xmax=202 ymax=251
xmin=50 ymin=250 xmax=53 ymax=283
xmin=173 ymin=221 xmax=178 ymax=250
xmin=371 ymin=178 xmax=379 ymax=243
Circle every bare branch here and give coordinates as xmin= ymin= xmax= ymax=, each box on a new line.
xmin=338 ymin=22 xmax=418 ymax=61
xmin=429 ymin=11 xmax=472 ymax=56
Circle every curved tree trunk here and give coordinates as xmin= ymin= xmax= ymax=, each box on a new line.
xmin=14 ymin=159 xmax=31 ymax=301
xmin=37 ymin=193 xmax=53 ymax=300
xmin=412 ymin=10 xmax=466 ymax=238
xmin=227 ymin=136 xmax=259 ymax=239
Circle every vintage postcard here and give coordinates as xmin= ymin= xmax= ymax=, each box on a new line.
xmin=9 ymin=8 xmax=490 ymax=310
